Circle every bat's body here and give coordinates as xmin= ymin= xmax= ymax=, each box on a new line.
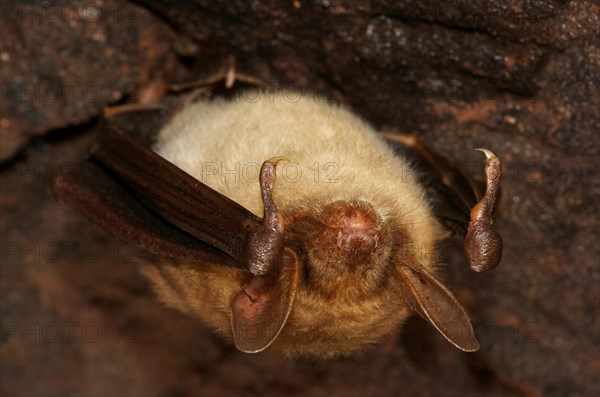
xmin=147 ymin=91 xmax=439 ymax=356
xmin=52 ymin=88 xmax=501 ymax=357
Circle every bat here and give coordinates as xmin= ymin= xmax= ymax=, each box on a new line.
xmin=51 ymin=87 xmax=502 ymax=357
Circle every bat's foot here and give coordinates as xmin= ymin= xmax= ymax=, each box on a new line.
xmin=170 ymin=55 xmax=264 ymax=92
xmin=464 ymin=149 xmax=503 ymax=272
xmin=171 ymin=55 xmax=265 ymax=111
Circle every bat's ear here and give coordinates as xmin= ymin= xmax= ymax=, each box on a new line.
xmin=231 ymin=247 xmax=300 ymax=353
xmin=396 ymin=259 xmax=480 ymax=352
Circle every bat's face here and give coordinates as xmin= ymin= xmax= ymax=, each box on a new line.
xmin=286 ymin=200 xmax=396 ymax=298
xmin=273 ymin=199 xmax=414 ymax=356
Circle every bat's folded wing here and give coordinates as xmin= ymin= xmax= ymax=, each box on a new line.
xmin=384 ymin=134 xmax=479 ymax=236
xmin=52 ymin=162 xmax=233 ymax=265
xmin=51 ymin=108 xmax=261 ymax=268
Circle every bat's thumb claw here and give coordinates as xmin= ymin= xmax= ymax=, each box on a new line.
xmin=474 ymin=148 xmax=497 ymax=160
xmin=265 ymin=156 xmax=290 ymax=166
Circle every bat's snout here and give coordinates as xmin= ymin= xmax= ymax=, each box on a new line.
xmin=321 ymin=200 xmax=380 ymax=259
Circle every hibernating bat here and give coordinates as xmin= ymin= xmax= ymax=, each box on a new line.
xmin=52 ymin=87 xmax=502 ymax=357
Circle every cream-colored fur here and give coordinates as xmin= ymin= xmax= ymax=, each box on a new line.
xmin=143 ymin=89 xmax=442 ymax=356
xmin=155 ymin=90 xmax=439 ymax=252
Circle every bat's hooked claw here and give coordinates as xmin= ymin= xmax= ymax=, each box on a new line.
xmin=464 ymin=149 xmax=503 ymax=272
xmin=243 ymin=157 xmax=288 ymax=277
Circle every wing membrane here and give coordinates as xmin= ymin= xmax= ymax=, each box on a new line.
xmin=384 ymin=134 xmax=479 ymax=236
xmin=52 ymin=106 xmax=261 ymax=266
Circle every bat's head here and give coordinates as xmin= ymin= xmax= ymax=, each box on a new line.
xmin=274 ymin=197 xmax=479 ymax=356
xmin=292 ymin=199 xmax=396 ymax=298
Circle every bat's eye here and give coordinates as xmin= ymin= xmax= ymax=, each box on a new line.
xmin=320 ymin=200 xmax=380 ymax=259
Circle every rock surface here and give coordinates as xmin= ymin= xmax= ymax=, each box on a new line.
xmin=0 ymin=0 xmax=174 ymax=161
xmin=1 ymin=0 xmax=598 ymax=396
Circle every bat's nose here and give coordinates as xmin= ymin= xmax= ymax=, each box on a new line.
xmin=338 ymin=225 xmax=378 ymax=254
xmin=321 ymin=200 xmax=380 ymax=257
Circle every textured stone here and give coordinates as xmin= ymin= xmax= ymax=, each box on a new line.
xmin=1 ymin=0 xmax=598 ymax=396
xmin=0 ymin=0 xmax=174 ymax=161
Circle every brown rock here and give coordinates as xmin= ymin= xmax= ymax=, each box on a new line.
xmin=0 ymin=0 xmax=175 ymax=161
xmin=1 ymin=0 xmax=598 ymax=396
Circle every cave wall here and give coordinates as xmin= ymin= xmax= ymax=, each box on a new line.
xmin=1 ymin=1 xmax=598 ymax=396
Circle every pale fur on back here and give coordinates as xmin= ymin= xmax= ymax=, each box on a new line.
xmin=154 ymin=89 xmax=440 ymax=254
